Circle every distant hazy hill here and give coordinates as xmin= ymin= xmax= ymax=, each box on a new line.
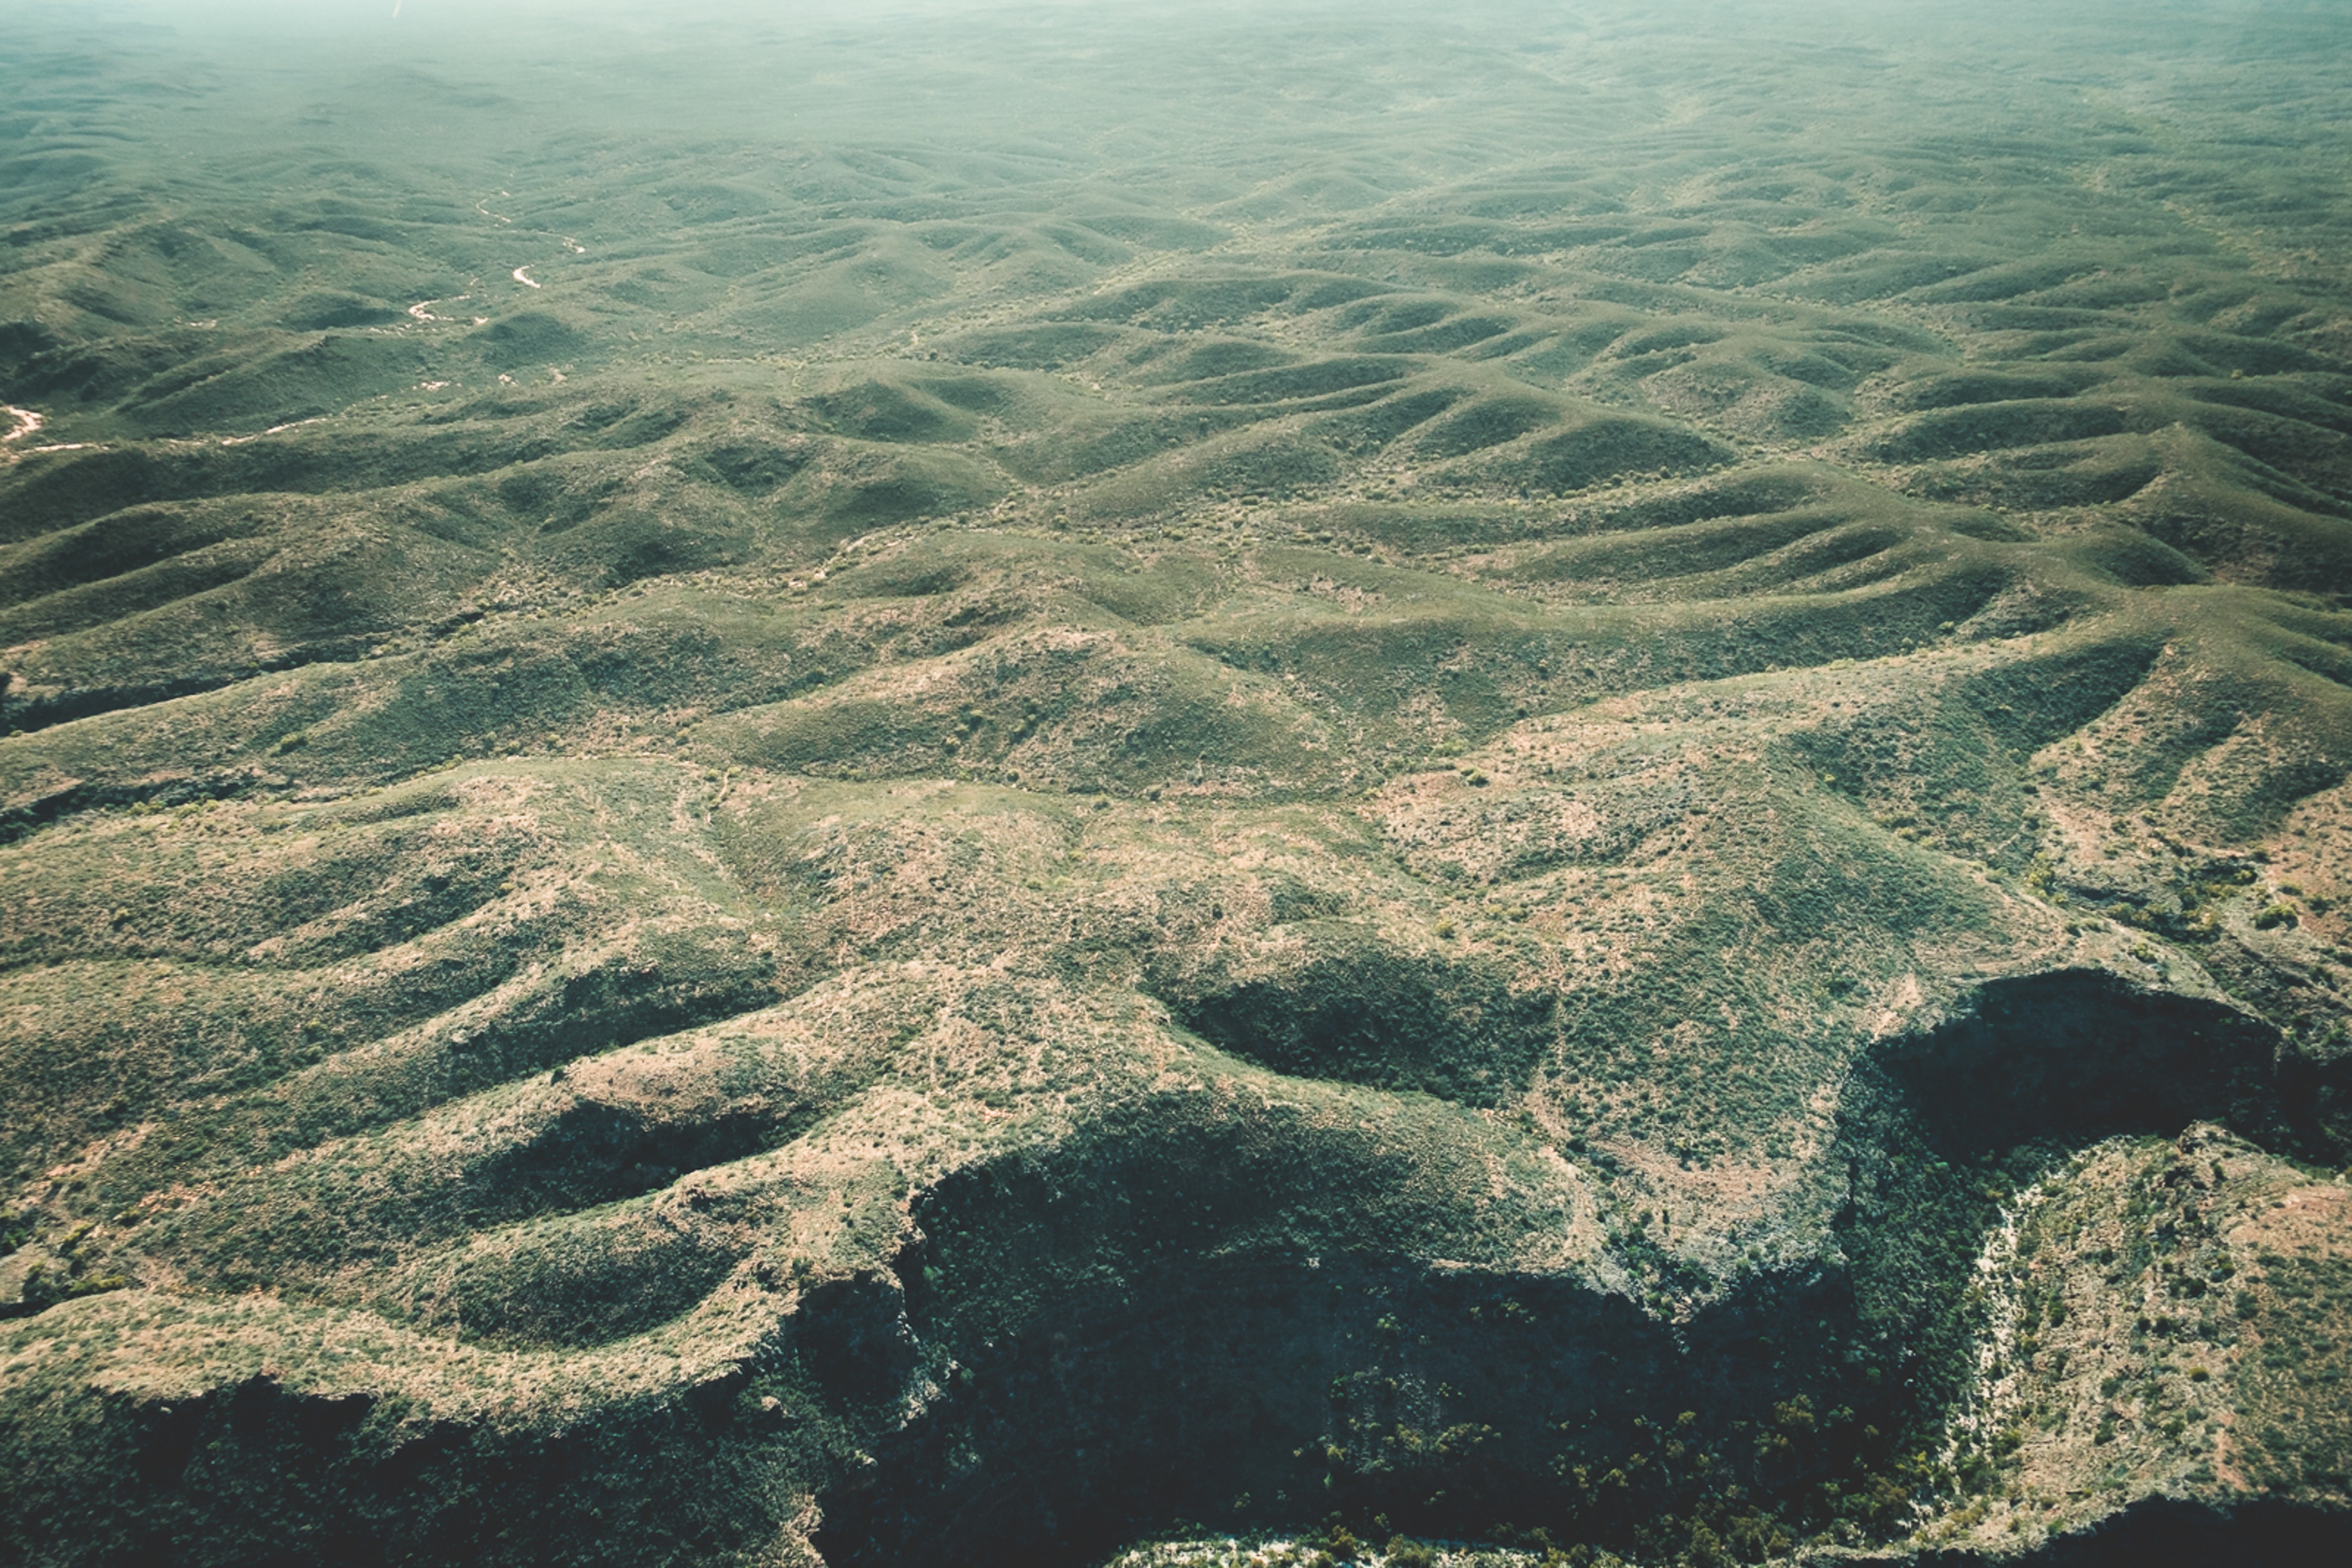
xmin=2 ymin=4 xmax=2349 ymax=1565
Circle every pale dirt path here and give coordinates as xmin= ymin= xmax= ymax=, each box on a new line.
xmin=409 ymin=294 xmax=487 ymax=327
xmin=220 ymin=418 xmax=326 ymax=448
xmin=473 ymin=186 xmax=587 ymax=291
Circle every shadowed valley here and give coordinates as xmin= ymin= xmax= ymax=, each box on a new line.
xmin=3 ymin=4 xmax=2352 ymax=1566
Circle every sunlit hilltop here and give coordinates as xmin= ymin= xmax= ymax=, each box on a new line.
xmin=4 ymin=4 xmax=2351 ymax=1565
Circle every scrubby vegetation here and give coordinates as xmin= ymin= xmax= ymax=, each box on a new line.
xmin=2 ymin=2 xmax=2350 ymax=1565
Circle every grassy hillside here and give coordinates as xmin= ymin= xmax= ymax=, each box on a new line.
xmin=2 ymin=3 xmax=2349 ymax=1565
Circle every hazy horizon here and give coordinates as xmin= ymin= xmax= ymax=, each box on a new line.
xmin=4 ymin=1 xmax=2350 ymax=1564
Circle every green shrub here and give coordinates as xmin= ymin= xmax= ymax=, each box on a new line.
xmin=1383 ymin=1538 xmax=1436 ymax=1568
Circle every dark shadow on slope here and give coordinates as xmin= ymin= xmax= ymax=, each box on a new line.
xmin=1164 ymin=933 xmax=1555 ymax=1105
xmin=1906 ymin=1496 xmax=2351 ymax=1568
xmin=812 ymin=970 xmax=2338 ymax=1568
xmin=839 ymin=1174 xmax=1888 ymax=1568
xmin=3 ymin=1368 xmax=801 ymax=1568
xmin=460 ymin=1101 xmax=799 ymax=1226
xmin=0 ymin=765 xmax=272 ymax=846
xmin=1880 ymin=970 xmax=2319 ymax=1159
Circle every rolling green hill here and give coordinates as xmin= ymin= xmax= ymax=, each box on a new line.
xmin=3 ymin=4 xmax=2350 ymax=1565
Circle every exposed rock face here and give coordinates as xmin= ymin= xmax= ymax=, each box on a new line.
xmin=3 ymin=4 xmax=2351 ymax=1565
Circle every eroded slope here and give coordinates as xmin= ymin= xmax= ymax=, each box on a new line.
xmin=2 ymin=4 xmax=2350 ymax=1566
